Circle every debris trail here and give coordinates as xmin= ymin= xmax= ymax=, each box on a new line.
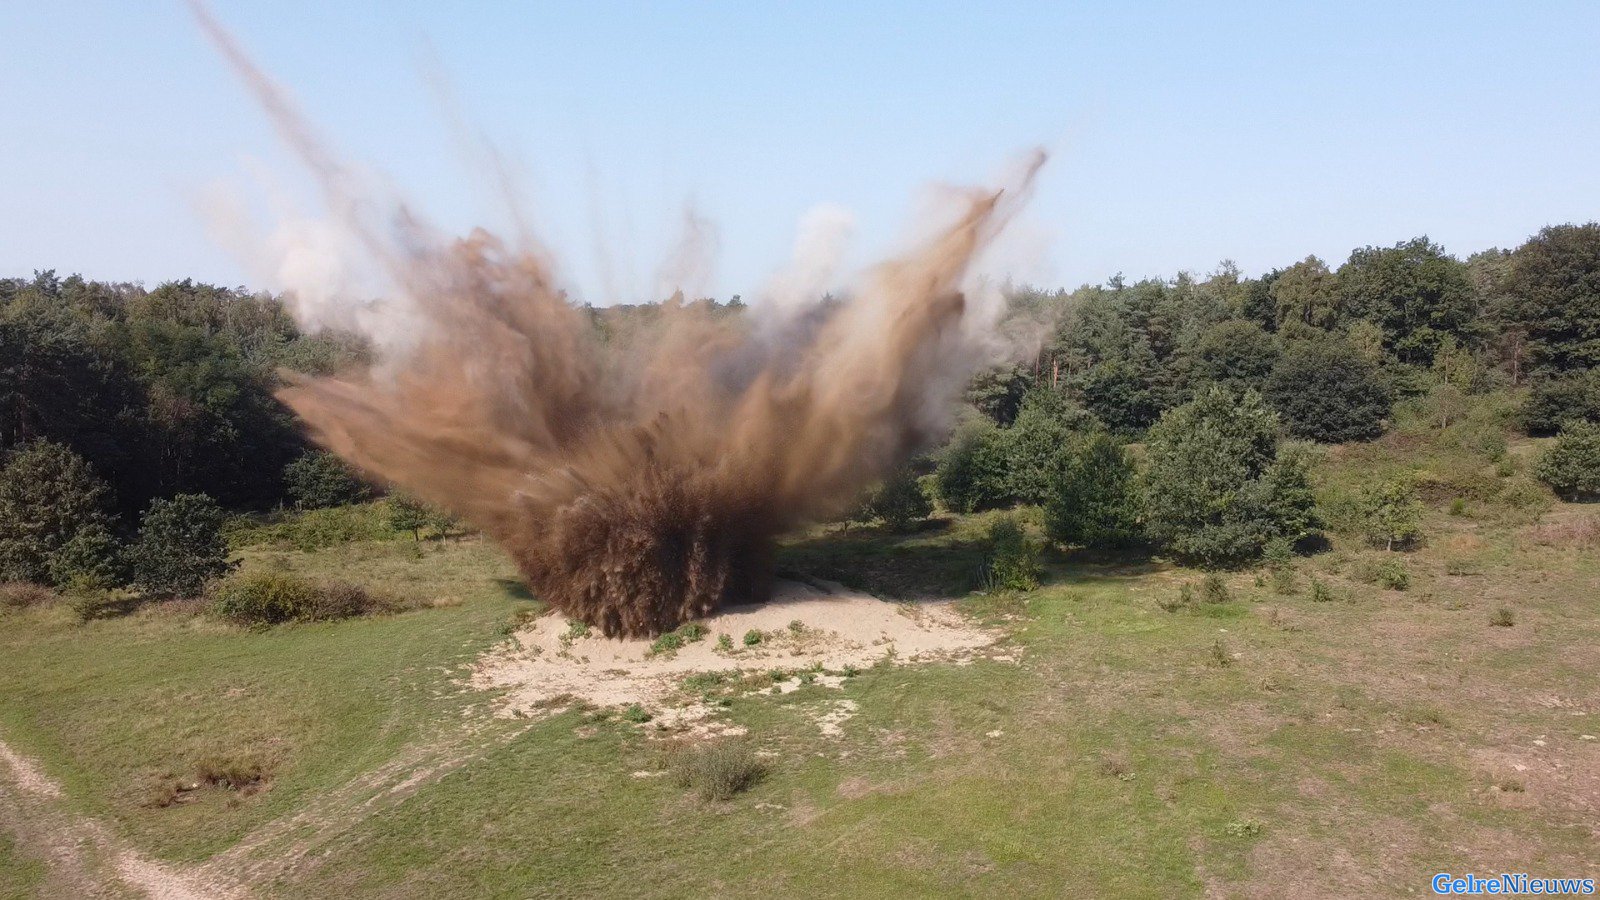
xmin=195 ymin=3 xmax=1043 ymax=636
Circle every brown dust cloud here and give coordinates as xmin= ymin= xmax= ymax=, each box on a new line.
xmin=195 ymin=5 xmax=1045 ymax=637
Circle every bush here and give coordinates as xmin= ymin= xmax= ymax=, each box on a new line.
xmin=1355 ymin=557 xmax=1410 ymax=591
xmin=1004 ymin=390 xmax=1094 ymax=504
xmin=862 ymin=467 xmax=933 ymax=531
xmin=0 ymin=582 xmax=54 ymax=610
xmin=1358 ymin=476 xmax=1424 ymax=550
xmin=982 ymin=514 xmax=1042 ymax=592
xmin=1522 ymin=371 xmax=1600 ymax=435
xmin=1199 ymin=573 xmax=1231 ymax=604
xmin=210 ymin=571 xmax=392 ymax=626
xmin=667 ymin=742 xmax=766 ymax=801
xmin=44 ymin=521 xmax=124 ymax=590
xmin=1142 ymin=387 xmax=1319 ymax=567
xmin=0 ymin=441 xmax=120 ymax=587
xmin=283 ymin=451 xmax=371 ymax=509
xmin=1265 ymin=335 xmax=1391 ymax=442
xmin=1536 ymin=421 xmax=1600 ymax=501
xmin=1044 ymin=432 xmax=1141 ymax=549
xmin=127 ymin=493 xmax=233 ymax=599
xmin=934 ymin=420 xmax=1014 ymax=513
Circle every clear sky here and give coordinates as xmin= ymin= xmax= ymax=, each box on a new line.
xmin=3 ymin=1 xmax=1598 ymax=304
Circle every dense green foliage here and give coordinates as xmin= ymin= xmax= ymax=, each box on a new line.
xmin=0 ymin=272 xmax=362 ymax=515
xmin=127 ymin=493 xmax=233 ymax=599
xmin=860 ymin=467 xmax=933 ymax=531
xmin=1265 ymin=335 xmax=1391 ymax=442
xmin=284 ymin=451 xmax=372 ymax=509
xmin=1356 ymin=476 xmax=1425 ymax=551
xmin=1536 ymin=421 xmax=1600 ymax=501
xmin=934 ymin=421 xmax=1014 ymax=513
xmin=0 ymin=441 xmax=119 ymax=587
xmin=982 ymin=514 xmax=1041 ymax=591
xmin=210 ymin=571 xmax=392 ymax=626
xmin=1141 ymin=388 xmax=1318 ymax=567
xmin=1043 ymin=432 xmax=1141 ymax=549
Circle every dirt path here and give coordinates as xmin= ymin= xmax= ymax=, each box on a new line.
xmin=0 ymin=736 xmax=242 ymax=900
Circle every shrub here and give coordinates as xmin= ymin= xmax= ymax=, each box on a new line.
xmin=982 ymin=514 xmax=1041 ymax=592
xmin=1489 ymin=607 xmax=1515 ymax=627
xmin=1358 ymin=476 xmax=1424 ymax=551
xmin=1265 ymin=335 xmax=1391 ymax=442
xmin=44 ymin=521 xmax=124 ymax=591
xmin=934 ymin=421 xmax=1013 ymax=513
xmin=283 ymin=451 xmax=371 ymax=509
xmin=210 ymin=571 xmax=391 ymax=626
xmin=1199 ymin=573 xmax=1232 ymax=604
xmin=742 ymin=629 xmax=763 ymax=646
xmin=1044 ymin=432 xmax=1141 ymax=549
xmin=864 ymin=467 xmax=933 ymax=531
xmin=1535 ymin=421 xmax=1600 ymax=501
xmin=1309 ymin=577 xmax=1335 ymax=603
xmin=0 ymin=582 xmax=54 ymax=610
xmin=667 ymin=742 xmax=766 ymax=801
xmin=0 ymin=441 xmax=120 ymax=587
xmin=1355 ymin=557 xmax=1410 ymax=591
xmin=1004 ymin=389 xmax=1095 ymax=504
xmin=1142 ymin=387 xmax=1319 ymax=567
xmin=1522 ymin=371 xmax=1600 ymax=435
xmin=127 ymin=493 xmax=233 ymax=599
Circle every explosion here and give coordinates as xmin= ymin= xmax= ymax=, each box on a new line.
xmin=197 ymin=7 xmax=1043 ymax=636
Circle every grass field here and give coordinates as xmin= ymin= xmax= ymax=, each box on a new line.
xmin=2 ymin=437 xmax=1598 ymax=897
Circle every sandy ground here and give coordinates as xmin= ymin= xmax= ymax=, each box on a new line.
xmin=471 ymin=579 xmax=998 ymax=729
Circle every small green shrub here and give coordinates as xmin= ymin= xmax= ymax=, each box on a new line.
xmin=1270 ymin=567 xmax=1296 ymax=596
xmin=1355 ymin=557 xmax=1410 ymax=591
xmin=1158 ymin=583 xmax=1196 ymax=613
xmin=622 ymin=704 xmax=653 ymax=723
xmin=67 ymin=589 xmax=124 ymax=624
xmin=1223 ymin=819 xmax=1264 ymax=838
xmin=982 ymin=513 xmax=1042 ymax=592
xmin=667 ymin=742 xmax=766 ymax=801
xmin=1199 ymin=573 xmax=1231 ymax=604
xmin=1536 ymin=421 xmax=1600 ymax=501
xmin=742 ymin=629 xmax=763 ymax=646
xmin=648 ymin=632 xmax=684 ymax=656
xmin=211 ymin=572 xmax=392 ymax=626
xmin=1309 ymin=577 xmax=1335 ymax=603
xmin=715 ymin=633 xmax=733 ymax=652
xmin=1358 ymin=477 xmax=1423 ymax=551
xmin=1209 ymin=638 xmax=1233 ymax=667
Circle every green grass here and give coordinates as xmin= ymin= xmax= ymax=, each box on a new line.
xmin=0 ymin=833 xmax=47 ymax=899
xmin=2 ymin=453 xmax=1598 ymax=895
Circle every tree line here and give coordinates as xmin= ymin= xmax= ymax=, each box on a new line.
xmin=2 ymin=220 xmax=1597 ymax=592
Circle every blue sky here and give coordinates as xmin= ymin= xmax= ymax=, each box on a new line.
xmin=3 ymin=1 xmax=1598 ymax=304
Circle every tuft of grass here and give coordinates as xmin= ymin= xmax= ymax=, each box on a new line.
xmin=1489 ymin=607 xmax=1515 ymax=628
xmin=0 ymin=582 xmax=54 ymax=610
xmin=715 ymin=633 xmax=733 ymax=652
xmin=621 ymin=704 xmax=653 ymax=724
xmin=667 ymin=742 xmax=766 ymax=801
xmin=742 ymin=629 xmax=763 ymax=646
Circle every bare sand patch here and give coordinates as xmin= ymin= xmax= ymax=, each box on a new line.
xmin=471 ymin=579 xmax=996 ymax=726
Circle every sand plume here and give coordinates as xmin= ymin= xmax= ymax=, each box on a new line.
xmin=195 ymin=4 xmax=1043 ymax=636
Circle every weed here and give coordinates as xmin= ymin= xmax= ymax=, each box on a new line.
xmin=1489 ymin=607 xmax=1515 ymax=627
xmin=621 ymin=704 xmax=653 ymax=724
xmin=1209 ymin=639 xmax=1233 ymax=668
xmin=667 ymin=741 xmax=766 ymax=801
xmin=715 ymin=633 xmax=733 ymax=652
xmin=1223 ymin=819 xmax=1263 ymax=838
xmin=1449 ymin=497 xmax=1468 ymax=516
xmin=1497 ymin=779 xmax=1525 ymax=793
xmin=787 ymin=619 xmax=805 ymax=635
xmin=648 ymin=633 xmax=685 ymax=656
xmin=679 ymin=623 xmax=709 ymax=642
xmin=1158 ymin=583 xmax=1196 ymax=613
xmin=565 ymin=620 xmax=591 ymax=640
xmin=743 ymin=629 xmax=763 ymax=646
